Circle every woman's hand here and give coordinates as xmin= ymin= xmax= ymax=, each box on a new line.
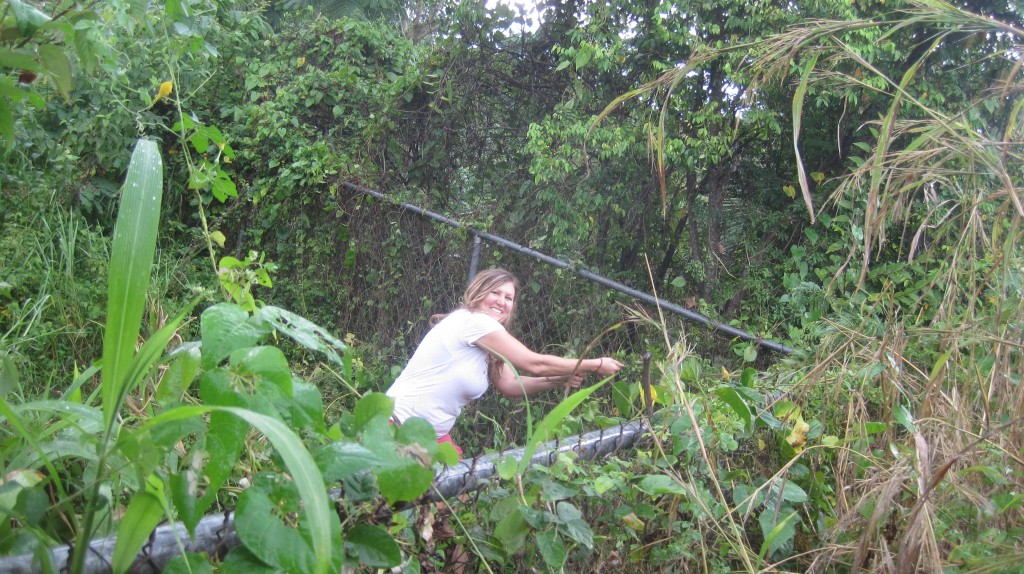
xmin=593 ymin=356 xmax=624 ymax=376
xmin=547 ymin=372 xmax=586 ymax=389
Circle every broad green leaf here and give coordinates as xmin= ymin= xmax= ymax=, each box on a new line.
xmin=37 ymin=44 xmax=72 ymax=102
xmin=314 ymin=441 xmax=383 ymax=483
xmin=376 ymin=461 xmax=434 ymax=505
xmin=141 ymin=406 xmax=333 ymax=574
xmin=172 ymin=407 xmax=248 ymax=532
xmin=236 ymin=487 xmax=316 ymax=573
xmin=9 ymin=0 xmax=51 ymax=35
xmin=345 ymin=524 xmax=401 ymax=568
xmin=200 ymin=304 xmax=266 ymax=369
xmin=162 ymin=553 xmax=213 ymax=574
xmin=536 ymin=529 xmax=566 ymax=570
xmin=353 ymin=392 xmax=393 ymax=430
xmin=496 ymin=455 xmax=518 ymax=480
xmin=638 ymin=474 xmax=688 ymax=496
xmin=217 ymin=546 xmax=278 ymax=573
xmin=289 ymin=379 xmax=327 ymax=433
xmin=0 ymin=354 xmax=20 ymax=397
xmin=758 ymin=509 xmax=799 ymax=559
xmin=894 ymin=403 xmax=917 ymax=432
xmin=740 ymin=367 xmax=757 ymax=387
xmin=112 ymin=474 xmax=170 ymax=574
xmin=716 ymin=387 xmax=752 ymax=433
xmin=492 ymin=504 xmax=530 ymax=555
xmin=592 ymin=475 xmax=616 ymax=495
xmin=101 ymin=139 xmax=162 ymax=430
xmin=555 ymin=502 xmax=593 ymax=548
xmin=14 ymin=400 xmax=102 ymax=433
xmin=232 ymin=346 xmax=291 ymax=396
xmin=780 ymin=481 xmax=808 ymax=503
xmin=251 ymin=306 xmax=347 ymax=366
xmin=611 ymin=380 xmax=633 ymax=418
xmin=155 ymin=342 xmax=201 ymax=404
xmin=0 ymin=48 xmax=40 ymax=71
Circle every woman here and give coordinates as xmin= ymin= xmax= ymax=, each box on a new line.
xmin=386 ymin=268 xmax=624 ymax=454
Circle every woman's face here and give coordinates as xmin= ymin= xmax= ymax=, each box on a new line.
xmin=475 ymin=281 xmax=516 ymax=324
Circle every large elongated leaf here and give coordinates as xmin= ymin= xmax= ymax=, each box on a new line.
xmin=140 ymin=406 xmax=333 ymax=574
xmin=112 ymin=474 xmax=170 ymax=574
xmin=518 ymin=376 xmax=612 ymax=474
xmin=101 ymin=139 xmax=163 ymax=429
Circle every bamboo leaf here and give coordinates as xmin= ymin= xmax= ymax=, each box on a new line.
xmin=518 ymin=377 xmax=612 ymax=474
xmin=102 ymin=139 xmax=163 ymax=429
xmin=112 ymin=474 xmax=170 ymax=574
xmin=792 ymin=53 xmax=818 ymax=223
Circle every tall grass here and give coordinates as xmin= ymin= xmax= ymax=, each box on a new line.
xmin=745 ymin=2 xmax=1024 ymax=571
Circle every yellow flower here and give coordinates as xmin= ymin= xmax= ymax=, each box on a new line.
xmin=154 ymin=81 xmax=173 ymax=104
xmin=786 ymin=415 xmax=811 ymax=450
xmin=297 ymin=56 xmax=306 ymax=67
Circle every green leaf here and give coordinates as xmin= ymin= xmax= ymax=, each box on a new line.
xmin=199 ymin=304 xmax=266 ymax=369
xmin=38 ymin=44 xmax=72 ymax=102
xmin=496 ymin=455 xmax=518 ymax=480
xmin=376 ymin=461 xmax=434 ymax=505
xmin=536 ymin=529 xmax=566 ymax=570
xmin=492 ymin=504 xmax=530 ymax=555
xmin=716 ymin=387 xmax=752 ymax=433
xmin=112 ymin=474 xmax=170 ymax=574
xmin=0 ymin=100 xmax=11 ymax=151
xmin=345 ymin=524 xmax=401 ymax=568
xmin=141 ymin=406 xmax=333 ymax=574
xmin=162 ymin=553 xmax=213 ymax=574
xmin=235 ymin=487 xmax=317 ymax=573
xmin=758 ymin=509 xmax=799 ymax=559
xmin=314 ymin=441 xmax=383 ymax=483
xmin=9 ymin=0 xmax=51 ymax=35
xmin=251 ymin=306 xmax=347 ymax=366
xmin=155 ymin=343 xmax=201 ymax=404
xmin=101 ymin=139 xmax=163 ymax=430
xmin=0 ymin=354 xmax=20 ymax=397
xmin=894 ymin=403 xmax=917 ymax=432
xmin=575 ymin=46 xmax=593 ymax=70
xmin=0 ymin=48 xmax=40 ymax=71
xmin=232 ymin=346 xmax=292 ymax=396
xmin=555 ymin=501 xmax=593 ymax=548
xmin=353 ymin=392 xmax=393 ymax=430
xmin=518 ymin=376 xmax=612 ymax=474
xmin=780 ymin=481 xmax=808 ymax=503
xmin=638 ymin=474 xmax=687 ymax=496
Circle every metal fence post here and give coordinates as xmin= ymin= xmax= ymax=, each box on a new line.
xmin=468 ymin=232 xmax=481 ymax=286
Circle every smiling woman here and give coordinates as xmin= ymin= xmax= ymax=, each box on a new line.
xmin=384 ymin=268 xmax=622 ymax=455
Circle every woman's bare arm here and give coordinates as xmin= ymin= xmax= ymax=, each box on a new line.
xmin=477 ymin=330 xmax=622 ymax=397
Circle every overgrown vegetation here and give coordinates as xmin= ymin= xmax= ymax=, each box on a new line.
xmin=1 ymin=0 xmax=1021 ymax=572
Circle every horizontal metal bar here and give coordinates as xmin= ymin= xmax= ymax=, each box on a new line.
xmin=341 ymin=182 xmax=793 ymax=355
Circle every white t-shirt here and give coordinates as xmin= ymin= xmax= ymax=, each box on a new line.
xmin=386 ymin=309 xmax=505 ymax=437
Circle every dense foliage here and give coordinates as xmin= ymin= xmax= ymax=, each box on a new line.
xmin=1 ymin=0 xmax=1022 ymax=572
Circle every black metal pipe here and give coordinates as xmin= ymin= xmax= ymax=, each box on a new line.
xmin=341 ymin=182 xmax=793 ymax=355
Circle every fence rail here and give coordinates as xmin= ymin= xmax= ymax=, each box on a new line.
xmin=341 ymin=182 xmax=793 ymax=356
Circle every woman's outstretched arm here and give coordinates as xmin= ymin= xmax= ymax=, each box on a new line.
xmin=476 ymin=330 xmax=623 ymax=397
